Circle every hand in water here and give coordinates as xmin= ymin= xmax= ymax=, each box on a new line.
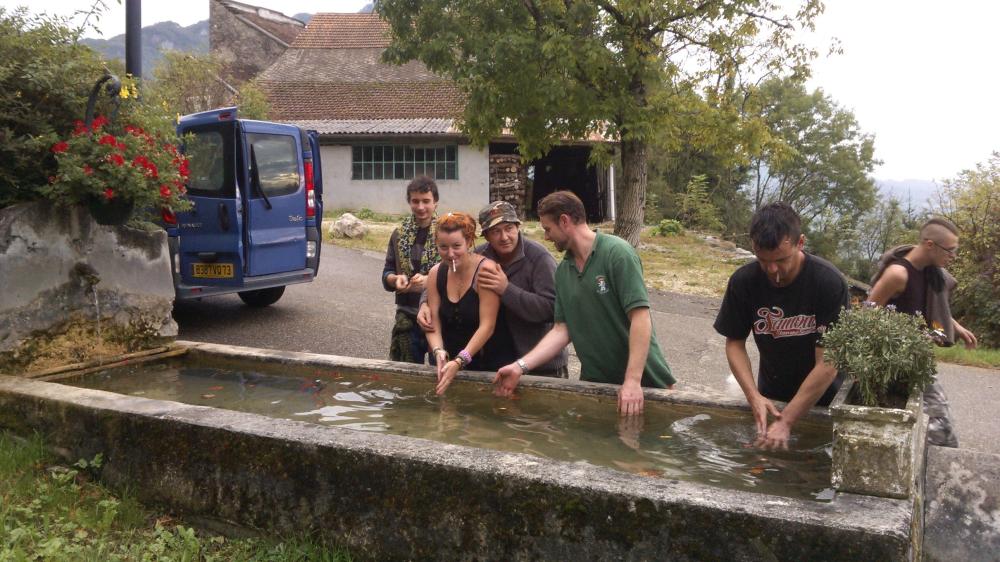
xmin=748 ymin=393 xmax=782 ymax=437
xmin=492 ymin=362 xmax=522 ymax=397
xmin=436 ymin=360 xmax=460 ymax=395
xmin=754 ymin=419 xmax=791 ymax=450
xmin=617 ymin=379 xmax=644 ymax=416
xmin=617 ymin=414 xmax=644 ymax=451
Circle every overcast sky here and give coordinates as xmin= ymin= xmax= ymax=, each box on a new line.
xmin=3 ymin=0 xmax=997 ymax=182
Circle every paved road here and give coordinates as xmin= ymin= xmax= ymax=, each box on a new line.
xmin=175 ymin=242 xmax=1000 ymax=454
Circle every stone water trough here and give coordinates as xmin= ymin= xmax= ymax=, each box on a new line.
xmin=0 ymin=341 xmax=919 ymax=560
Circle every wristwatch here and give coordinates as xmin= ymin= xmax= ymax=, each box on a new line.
xmin=516 ymin=358 xmax=529 ymax=375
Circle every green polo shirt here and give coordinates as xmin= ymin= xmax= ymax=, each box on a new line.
xmin=554 ymin=232 xmax=675 ymax=388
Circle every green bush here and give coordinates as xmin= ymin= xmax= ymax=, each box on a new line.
xmin=678 ymin=174 xmax=724 ymax=232
xmin=653 ymin=219 xmax=684 ymax=236
xmin=938 ymin=153 xmax=1000 ymax=348
xmin=821 ymin=305 xmax=936 ymax=407
xmin=0 ymin=8 xmax=108 ymax=208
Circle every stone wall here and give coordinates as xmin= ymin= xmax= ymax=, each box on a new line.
xmin=209 ymin=0 xmax=303 ymax=83
xmin=0 ymin=202 xmax=176 ymax=355
xmin=923 ymin=445 xmax=1000 ymax=561
xmin=489 ymin=154 xmax=528 ymax=217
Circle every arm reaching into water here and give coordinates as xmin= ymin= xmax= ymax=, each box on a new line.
xmin=493 ymin=323 xmax=571 ymax=397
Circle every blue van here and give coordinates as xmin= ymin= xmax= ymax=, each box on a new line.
xmin=166 ymin=107 xmax=323 ymax=307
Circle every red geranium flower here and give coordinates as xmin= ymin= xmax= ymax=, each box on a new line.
xmin=83 ymin=164 xmax=94 ymax=176
xmin=98 ymin=134 xmax=118 ymax=147
xmin=107 ymin=153 xmax=125 ymax=166
xmin=51 ymin=141 xmax=69 ymax=153
xmin=91 ymin=115 xmax=109 ymax=131
xmin=103 ymin=188 xmax=115 ymax=200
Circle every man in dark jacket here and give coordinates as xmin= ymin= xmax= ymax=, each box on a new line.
xmin=418 ymin=201 xmax=568 ymax=376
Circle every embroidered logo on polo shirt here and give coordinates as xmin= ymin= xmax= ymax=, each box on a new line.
xmin=595 ymin=275 xmax=609 ymax=294
xmin=753 ymin=306 xmax=816 ymax=338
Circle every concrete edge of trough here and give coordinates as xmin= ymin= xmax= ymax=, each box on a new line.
xmin=0 ymin=343 xmax=914 ymax=560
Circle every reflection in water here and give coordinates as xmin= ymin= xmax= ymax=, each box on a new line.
xmin=70 ymin=360 xmax=835 ymax=501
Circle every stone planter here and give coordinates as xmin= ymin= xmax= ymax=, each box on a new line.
xmin=830 ymin=379 xmax=926 ymax=499
xmin=86 ymin=195 xmax=135 ymax=225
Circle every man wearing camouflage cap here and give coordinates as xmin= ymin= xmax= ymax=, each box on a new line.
xmin=419 ymin=201 xmax=568 ymax=376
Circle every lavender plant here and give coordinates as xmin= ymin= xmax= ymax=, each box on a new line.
xmin=821 ymin=304 xmax=937 ymax=407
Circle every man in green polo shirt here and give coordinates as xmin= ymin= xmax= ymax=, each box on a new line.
xmin=493 ymin=191 xmax=675 ymax=416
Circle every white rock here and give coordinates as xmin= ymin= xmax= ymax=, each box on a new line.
xmin=328 ymin=213 xmax=369 ymax=239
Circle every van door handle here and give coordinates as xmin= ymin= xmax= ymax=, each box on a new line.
xmin=218 ymin=202 xmax=230 ymax=232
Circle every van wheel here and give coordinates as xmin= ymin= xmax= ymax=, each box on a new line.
xmin=238 ymin=286 xmax=285 ymax=307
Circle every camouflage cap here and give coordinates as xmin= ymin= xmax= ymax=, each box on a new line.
xmin=478 ymin=201 xmax=521 ymax=234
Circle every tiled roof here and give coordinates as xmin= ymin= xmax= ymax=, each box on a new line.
xmin=292 ymin=13 xmax=389 ymax=49
xmin=286 ymin=118 xmax=459 ymax=135
xmin=259 ymin=81 xmax=465 ymax=120
xmin=259 ymin=12 xmax=464 ymax=126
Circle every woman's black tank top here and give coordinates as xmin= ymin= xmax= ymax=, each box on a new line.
xmin=437 ymin=259 xmax=516 ymax=371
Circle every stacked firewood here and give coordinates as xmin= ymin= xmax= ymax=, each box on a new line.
xmin=488 ymin=155 xmax=528 ymax=217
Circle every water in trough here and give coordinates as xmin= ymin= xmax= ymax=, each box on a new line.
xmin=67 ymin=357 xmax=834 ymax=501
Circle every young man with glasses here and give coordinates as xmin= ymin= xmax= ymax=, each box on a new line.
xmin=868 ymin=217 xmax=976 ymax=447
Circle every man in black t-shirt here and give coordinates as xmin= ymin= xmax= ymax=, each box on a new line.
xmin=714 ymin=202 xmax=849 ymax=449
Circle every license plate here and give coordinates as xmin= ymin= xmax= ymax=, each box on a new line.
xmin=192 ymin=263 xmax=234 ymax=278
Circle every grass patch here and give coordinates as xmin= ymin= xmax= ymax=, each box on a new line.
xmin=638 ymin=230 xmax=740 ymax=297
xmin=517 ymin=222 xmax=740 ymax=297
xmin=324 ymin=212 xmax=741 ymax=298
xmin=0 ymin=431 xmax=352 ymax=561
xmin=935 ymin=345 xmax=1000 ymax=370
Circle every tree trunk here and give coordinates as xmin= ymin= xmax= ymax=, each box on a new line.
xmin=615 ymin=137 xmax=647 ymax=247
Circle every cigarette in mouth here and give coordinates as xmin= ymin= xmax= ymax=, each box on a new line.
xmin=452 ymin=260 xmax=457 ymax=272
xmin=776 ymin=272 xmax=781 ymax=285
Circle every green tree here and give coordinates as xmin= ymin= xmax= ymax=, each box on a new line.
xmin=746 ymin=77 xmax=878 ymax=223
xmin=933 ymin=153 xmax=1000 ymax=347
xmin=646 ymin=85 xmax=763 ymax=239
xmin=813 ymin=194 xmax=920 ymax=281
xmin=145 ymin=51 xmax=268 ymax=120
xmin=0 ymin=7 xmax=107 ymax=207
xmin=677 ymin=174 xmax=724 ymax=232
xmin=377 ymin=0 xmax=822 ymax=246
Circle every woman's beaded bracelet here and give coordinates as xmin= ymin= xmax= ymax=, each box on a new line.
xmin=457 ymin=349 xmax=473 ymax=369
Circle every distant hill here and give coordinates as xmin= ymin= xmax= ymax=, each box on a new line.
xmin=80 ymin=12 xmax=314 ymax=78
xmin=875 ymin=178 xmax=941 ymax=210
xmin=81 ymin=20 xmax=209 ymax=78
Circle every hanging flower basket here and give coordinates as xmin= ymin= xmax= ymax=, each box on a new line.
xmin=41 ymin=104 xmax=191 ymax=224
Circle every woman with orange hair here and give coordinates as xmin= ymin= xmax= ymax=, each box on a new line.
xmin=425 ymin=212 xmax=516 ymax=394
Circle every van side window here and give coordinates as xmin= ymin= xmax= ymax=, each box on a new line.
xmin=186 ymin=131 xmax=227 ymax=196
xmin=247 ymin=133 xmax=299 ymax=198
